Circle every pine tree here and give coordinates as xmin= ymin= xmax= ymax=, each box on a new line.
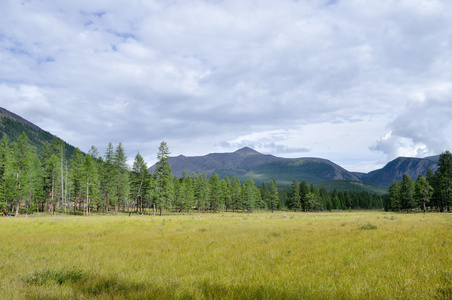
xmin=195 ymin=173 xmax=208 ymax=213
xmin=180 ymin=171 xmax=194 ymax=212
xmin=83 ymin=154 xmax=99 ymax=215
xmin=0 ymin=135 xmax=10 ymax=210
xmin=230 ymin=176 xmax=241 ymax=212
xmin=388 ymin=180 xmax=401 ymax=211
xmin=113 ymin=143 xmax=128 ymax=214
xmin=268 ymin=179 xmax=279 ymax=213
xmin=130 ymin=152 xmax=149 ymax=214
xmin=155 ymin=141 xmax=172 ymax=216
xmin=242 ymin=178 xmax=259 ymax=213
xmin=414 ymin=174 xmax=432 ymax=213
xmin=221 ymin=176 xmax=232 ymax=212
xmin=9 ymin=132 xmax=32 ymax=217
xmin=299 ymin=180 xmax=309 ymax=211
xmin=434 ymin=151 xmax=452 ymax=212
xmin=69 ymin=148 xmax=84 ymax=215
xmin=208 ymin=172 xmax=221 ymax=213
xmin=399 ymin=174 xmax=415 ymax=212
xmin=102 ymin=143 xmax=116 ymax=212
xmin=290 ymin=179 xmax=301 ymax=211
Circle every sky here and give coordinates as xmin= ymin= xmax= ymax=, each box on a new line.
xmin=1 ymin=0 xmax=452 ymax=172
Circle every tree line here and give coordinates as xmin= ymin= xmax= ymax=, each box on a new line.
xmin=0 ymin=132 xmax=384 ymax=216
xmin=385 ymin=151 xmax=452 ymax=212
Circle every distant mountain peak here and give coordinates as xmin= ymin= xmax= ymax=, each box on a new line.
xmin=234 ymin=147 xmax=260 ymax=155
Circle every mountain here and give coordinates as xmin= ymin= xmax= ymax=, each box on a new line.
xmin=357 ymin=156 xmax=439 ymax=187
xmin=149 ymin=147 xmax=441 ymax=191
xmin=150 ymin=147 xmax=361 ymax=186
xmin=0 ymin=107 xmax=77 ymax=160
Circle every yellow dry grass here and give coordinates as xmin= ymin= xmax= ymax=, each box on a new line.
xmin=0 ymin=211 xmax=450 ymax=299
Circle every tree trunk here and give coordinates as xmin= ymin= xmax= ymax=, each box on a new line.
xmin=15 ymin=201 xmax=20 ymax=217
xmin=115 ymin=195 xmax=119 ymax=214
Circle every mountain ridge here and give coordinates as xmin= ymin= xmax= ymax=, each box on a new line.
xmin=149 ymin=147 xmax=439 ymax=188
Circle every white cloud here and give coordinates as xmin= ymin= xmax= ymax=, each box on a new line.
xmin=0 ymin=0 xmax=451 ymax=172
xmin=372 ymin=90 xmax=452 ymax=160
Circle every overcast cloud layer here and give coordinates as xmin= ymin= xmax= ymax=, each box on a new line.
xmin=1 ymin=0 xmax=452 ymax=172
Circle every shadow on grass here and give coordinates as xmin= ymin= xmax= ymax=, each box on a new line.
xmin=23 ymin=268 xmax=305 ymax=299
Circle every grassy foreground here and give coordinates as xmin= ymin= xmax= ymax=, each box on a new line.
xmin=0 ymin=211 xmax=450 ymax=299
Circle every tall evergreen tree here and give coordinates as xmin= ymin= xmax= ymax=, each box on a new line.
xmin=179 ymin=171 xmax=194 ymax=212
xmin=130 ymin=152 xmax=149 ymax=214
xmin=83 ymin=154 xmax=99 ymax=215
xmin=113 ymin=143 xmax=128 ymax=214
xmin=290 ymin=179 xmax=301 ymax=211
xmin=268 ymin=179 xmax=279 ymax=213
xmin=230 ymin=176 xmax=241 ymax=212
xmin=9 ymin=132 xmax=31 ymax=217
xmin=388 ymin=180 xmax=401 ymax=211
xmin=299 ymin=180 xmax=309 ymax=211
xmin=0 ymin=135 xmax=10 ymax=209
xmin=414 ymin=174 xmax=432 ymax=213
xmin=69 ymin=148 xmax=84 ymax=214
xmin=155 ymin=141 xmax=172 ymax=216
xmin=221 ymin=176 xmax=232 ymax=212
xmin=434 ymin=151 xmax=452 ymax=212
xmin=242 ymin=178 xmax=259 ymax=213
xmin=399 ymin=174 xmax=415 ymax=212
xmin=208 ymin=172 xmax=221 ymax=213
xmin=102 ymin=143 xmax=116 ymax=212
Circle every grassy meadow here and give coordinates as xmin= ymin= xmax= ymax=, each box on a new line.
xmin=0 ymin=211 xmax=450 ymax=299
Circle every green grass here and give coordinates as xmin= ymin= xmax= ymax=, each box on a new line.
xmin=0 ymin=211 xmax=450 ymax=299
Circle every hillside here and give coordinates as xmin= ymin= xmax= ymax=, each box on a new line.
xmin=149 ymin=147 xmax=441 ymax=190
xmin=150 ymin=147 xmax=362 ymax=186
xmin=0 ymin=107 xmax=76 ymax=161
xmin=358 ymin=156 xmax=439 ymax=187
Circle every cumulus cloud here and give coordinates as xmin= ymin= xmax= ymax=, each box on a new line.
xmin=372 ymin=91 xmax=452 ymax=160
xmin=0 ymin=0 xmax=451 ymax=171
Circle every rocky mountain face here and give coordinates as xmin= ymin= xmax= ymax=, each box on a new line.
xmin=356 ymin=156 xmax=439 ymax=187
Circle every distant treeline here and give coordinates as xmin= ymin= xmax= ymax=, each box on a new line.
xmin=1 ymin=132 xmax=385 ymax=216
xmin=385 ymin=151 xmax=452 ymax=212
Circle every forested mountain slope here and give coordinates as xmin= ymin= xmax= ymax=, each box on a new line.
xmin=0 ymin=107 xmax=76 ymax=161
xmin=150 ymin=147 xmax=360 ymax=185
xmin=150 ymin=148 xmax=440 ymax=189
xmin=356 ymin=156 xmax=439 ymax=187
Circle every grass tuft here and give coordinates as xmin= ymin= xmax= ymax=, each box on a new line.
xmin=359 ymin=223 xmax=377 ymax=230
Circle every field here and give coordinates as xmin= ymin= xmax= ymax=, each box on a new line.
xmin=0 ymin=211 xmax=450 ymax=299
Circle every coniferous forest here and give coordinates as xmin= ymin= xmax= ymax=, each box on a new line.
xmin=1 ymin=132 xmax=451 ymax=216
